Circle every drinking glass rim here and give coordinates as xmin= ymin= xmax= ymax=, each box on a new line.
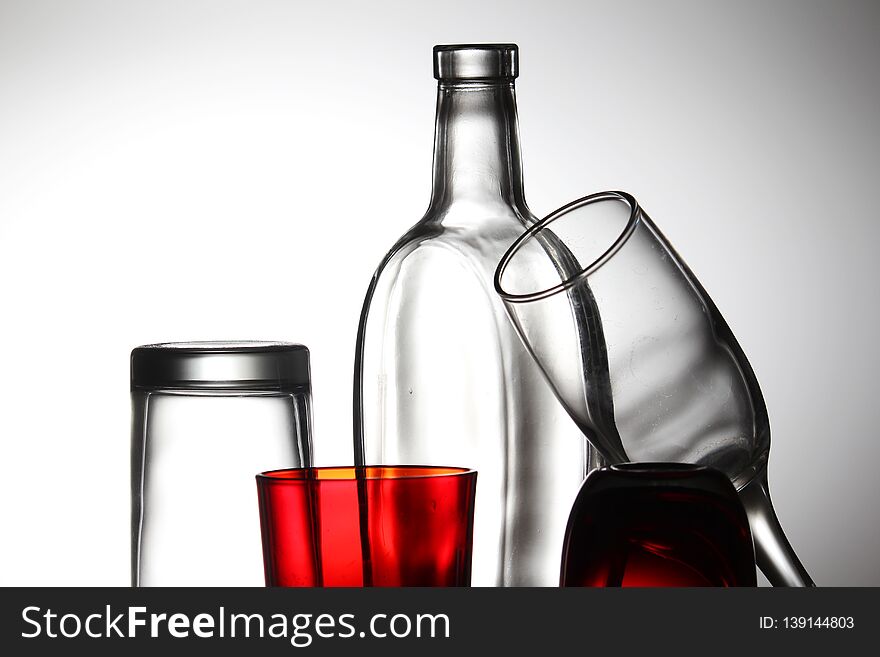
xmin=494 ymin=190 xmax=641 ymax=303
xmin=609 ymin=462 xmax=709 ymax=475
xmin=256 ymin=465 xmax=476 ymax=483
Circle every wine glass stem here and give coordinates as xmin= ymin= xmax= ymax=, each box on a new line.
xmin=738 ymin=469 xmax=815 ymax=587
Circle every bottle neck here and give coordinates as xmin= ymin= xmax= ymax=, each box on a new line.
xmin=428 ymin=81 xmax=527 ymax=213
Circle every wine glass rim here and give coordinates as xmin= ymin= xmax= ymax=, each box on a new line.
xmin=494 ymin=190 xmax=640 ymax=303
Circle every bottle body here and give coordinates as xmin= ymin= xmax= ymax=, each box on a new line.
xmin=354 ymin=46 xmax=591 ymax=585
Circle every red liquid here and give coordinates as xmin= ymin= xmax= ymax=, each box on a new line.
xmin=257 ymin=466 xmax=476 ymax=587
xmin=561 ymin=464 xmax=756 ymax=587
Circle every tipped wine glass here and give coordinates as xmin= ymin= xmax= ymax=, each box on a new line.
xmin=493 ymin=190 xmax=813 ymax=587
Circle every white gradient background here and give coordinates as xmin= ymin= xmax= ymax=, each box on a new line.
xmin=1 ymin=0 xmax=878 ymax=586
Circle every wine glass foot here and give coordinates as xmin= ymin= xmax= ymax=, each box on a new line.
xmin=738 ymin=469 xmax=815 ymax=587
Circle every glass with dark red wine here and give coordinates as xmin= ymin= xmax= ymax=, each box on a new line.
xmin=561 ymin=463 xmax=756 ymax=587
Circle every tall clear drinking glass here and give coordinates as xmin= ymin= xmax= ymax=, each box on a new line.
xmin=494 ymin=191 xmax=813 ymax=587
xmin=131 ymin=341 xmax=312 ymax=586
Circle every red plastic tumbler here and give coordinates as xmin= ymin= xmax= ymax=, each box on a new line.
xmin=256 ymin=466 xmax=477 ymax=587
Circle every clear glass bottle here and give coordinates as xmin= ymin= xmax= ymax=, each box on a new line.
xmin=353 ymin=44 xmax=593 ymax=586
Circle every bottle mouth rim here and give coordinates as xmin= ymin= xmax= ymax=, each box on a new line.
xmin=433 ymin=43 xmax=518 ymax=52
xmin=434 ymin=43 xmax=518 ymax=81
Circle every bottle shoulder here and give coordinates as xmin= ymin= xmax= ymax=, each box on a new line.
xmin=375 ymin=204 xmax=536 ymax=275
xmin=360 ymin=210 xmax=529 ymax=346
